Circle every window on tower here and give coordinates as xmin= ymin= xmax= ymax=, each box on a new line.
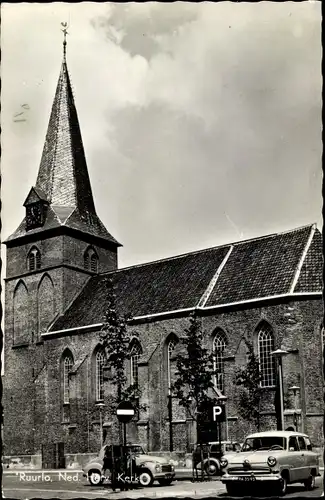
xmin=84 ymin=247 xmax=98 ymax=273
xmin=27 ymin=247 xmax=41 ymax=271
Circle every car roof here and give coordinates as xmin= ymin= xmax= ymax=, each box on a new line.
xmin=209 ymin=441 xmax=236 ymax=445
xmin=245 ymin=431 xmax=308 ymax=439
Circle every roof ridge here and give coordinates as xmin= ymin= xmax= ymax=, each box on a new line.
xmin=235 ymin=223 xmax=315 ymax=247
xmin=100 ymin=223 xmax=317 ymax=276
xmin=100 ymin=244 xmax=231 ymax=275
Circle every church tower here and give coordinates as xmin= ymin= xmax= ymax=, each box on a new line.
xmin=3 ymin=35 xmax=120 ymax=454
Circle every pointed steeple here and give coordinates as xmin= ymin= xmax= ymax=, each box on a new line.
xmin=36 ymin=34 xmax=95 ymax=214
xmin=6 ymin=31 xmax=120 ymax=247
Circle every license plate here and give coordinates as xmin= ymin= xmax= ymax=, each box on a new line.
xmin=165 ymin=474 xmax=172 ymax=479
xmin=237 ymin=476 xmax=256 ymax=482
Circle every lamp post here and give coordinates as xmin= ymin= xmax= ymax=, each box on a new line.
xmin=271 ymin=349 xmax=288 ymax=431
xmin=289 ymin=385 xmax=300 ymax=431
xmin=218 ymin=395 xmax=228 ymax=441
xmin=96 ymin=403 xmax=105 ymax=448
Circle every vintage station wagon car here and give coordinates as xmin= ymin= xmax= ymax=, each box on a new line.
xmin=220 ymin=431 xmax=320 ymax=496
xmin=82 ymin=444 xmax=175 ymax=487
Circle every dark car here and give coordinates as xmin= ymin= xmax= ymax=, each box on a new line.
xmin=194 ymin=441 xmax=241 ymax=476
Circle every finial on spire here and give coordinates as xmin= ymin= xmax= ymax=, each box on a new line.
xmin=61 ymin=22 xmax=69 ymax=60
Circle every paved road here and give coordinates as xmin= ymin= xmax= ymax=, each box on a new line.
xmin=2 ymin=471 xmax=323 ymax=499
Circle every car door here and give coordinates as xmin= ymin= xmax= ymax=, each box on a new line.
xmin=303 ymin=437 xmax=318 ymax=474
xmin=288 ymin=436 xmax=304 ymax=482
xmin=297 ymin=436 xmax=309 ymax=480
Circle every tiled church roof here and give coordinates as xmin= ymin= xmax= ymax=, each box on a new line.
xmin=51 ymin=224 xmax=322 ymax=332
xmin=294 ymin=229 xmax=323 ymax=293
xmin=6 ymin=57 xmax=120 ymax=246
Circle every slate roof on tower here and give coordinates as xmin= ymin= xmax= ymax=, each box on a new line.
xmin=6 ymin=47 xmax=120 ymax=247
xmin=50 ymin=224 xmax=322 ymax=332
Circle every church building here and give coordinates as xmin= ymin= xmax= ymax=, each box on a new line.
xmin=3 ymin=42 xmax=323 ymax=459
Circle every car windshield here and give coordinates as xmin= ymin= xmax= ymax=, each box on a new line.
xmin=128 ymin=445 xmax=145 ymax=455
xmin=242 ymin=436 xmax=287 ymax=451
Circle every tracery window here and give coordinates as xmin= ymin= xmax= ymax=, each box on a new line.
xmin=28 ymin=247 xmax=41 ymax=271
xmin=213 ymin=330 xmax=227 ymax=393
xmin=130 ymin=341 xmax=142 ymax=387
xmin=95 ymin=349 xmax=105 ymax=401
xmin=167 ymin=337 xmax=178 ymax=389
xmin=62 ymin=352 xmax=74 ymax=404
xmin=257 ymin=322 xmax=276 ymax=388
xmin=84 ymin=247 xmax=98 ymax=273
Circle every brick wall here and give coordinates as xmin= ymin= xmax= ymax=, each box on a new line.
xmin=3 ymin=297 xmax=323 ymax=456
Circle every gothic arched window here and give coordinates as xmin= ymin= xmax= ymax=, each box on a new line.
xmin=257 ymin=322 xmax=276 ymax=388
xmin=130 ymin=340 xmax=142 ymax=387
xmin=62 ymin=351 xmax=74 ymax=404
xmin=167 ymin=336 xmax=178 ymax=389
xmin=13 ymin=280 xmax=29 ymax=345
xmin=95 ymin=349 xmax=105 ymax=401
xmin=37 ymin=274 xmax=54 ymax=334
xmin=213 ymin=330 xmax=227 ymax=393
xmin=27 ymin=247 xmax=41 ymax=271
xmin=84 ymin=247 xmax=98 ymax=273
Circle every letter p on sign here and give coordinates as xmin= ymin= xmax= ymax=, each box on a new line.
xmin=213 ymin=405 xmax=224 ymax=422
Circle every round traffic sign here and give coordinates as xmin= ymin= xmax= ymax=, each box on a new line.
xmin=116 ymin=401 xmax=135 ymax=423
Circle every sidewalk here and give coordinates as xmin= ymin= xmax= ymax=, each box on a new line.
xmin=3 ymin=466 xmax=324 ymax=475
xmin=2 ymin=467 xmax=194 ymax=477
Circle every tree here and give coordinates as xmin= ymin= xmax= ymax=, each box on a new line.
xmin=172 ymin=311 xmax=217 ymax=443
xmin=99 ymin=279 xmax=141 ymax=411
xmin=234 ymin=340 xmax=262 ymax=430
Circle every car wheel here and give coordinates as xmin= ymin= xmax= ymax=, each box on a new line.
xmin=138 ymin=470 xmax=154 ymax=487
xmin=205 ymin=461 xmax=219 ymax=476
xmin=158 ymin=478 xmax=173 ymax=486
xmin=304 ymin=475 xmax=316 ymax=490
xmin=88 ymin=470 xmax=103 ymax=486
xmin=278 ymin=476 xmax=288 ymax=496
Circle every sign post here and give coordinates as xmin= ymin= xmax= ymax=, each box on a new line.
xmin=116 ymin=401 xmax=135 ymax=487
xmin=212 ymin=404 xmax=226 ymax=453
xmin=116 ymin=401 xmax=135 ymax=446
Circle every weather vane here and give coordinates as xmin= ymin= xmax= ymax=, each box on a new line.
xmin=61 ymin=22 xmax=69 ymax=58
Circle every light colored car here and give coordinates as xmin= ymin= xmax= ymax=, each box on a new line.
xmin=82 ymin=444 xmax=175 ymax=487
xmin=220 ymin=430 xmax=320 ymax=496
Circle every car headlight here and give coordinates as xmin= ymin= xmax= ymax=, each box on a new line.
xmin=267 ymin=456 xmax=277 ymax=467
xmin=170 ymin=465 xmax=175 ymax=472
xmin=220 ymin=458 xmax=228 ymax=468
xmin=155 ymin=464 xmax=162 ymax=472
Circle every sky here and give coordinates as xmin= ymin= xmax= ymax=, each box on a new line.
xmin=1 ymin=1 xmax=322 ymax=269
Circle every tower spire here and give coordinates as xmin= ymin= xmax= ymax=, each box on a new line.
xmin=61 ymin=22 xmax=68 ymax=61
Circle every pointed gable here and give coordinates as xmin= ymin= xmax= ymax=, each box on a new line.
xmin=23 ymin=186 xmax=49 ymax=206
